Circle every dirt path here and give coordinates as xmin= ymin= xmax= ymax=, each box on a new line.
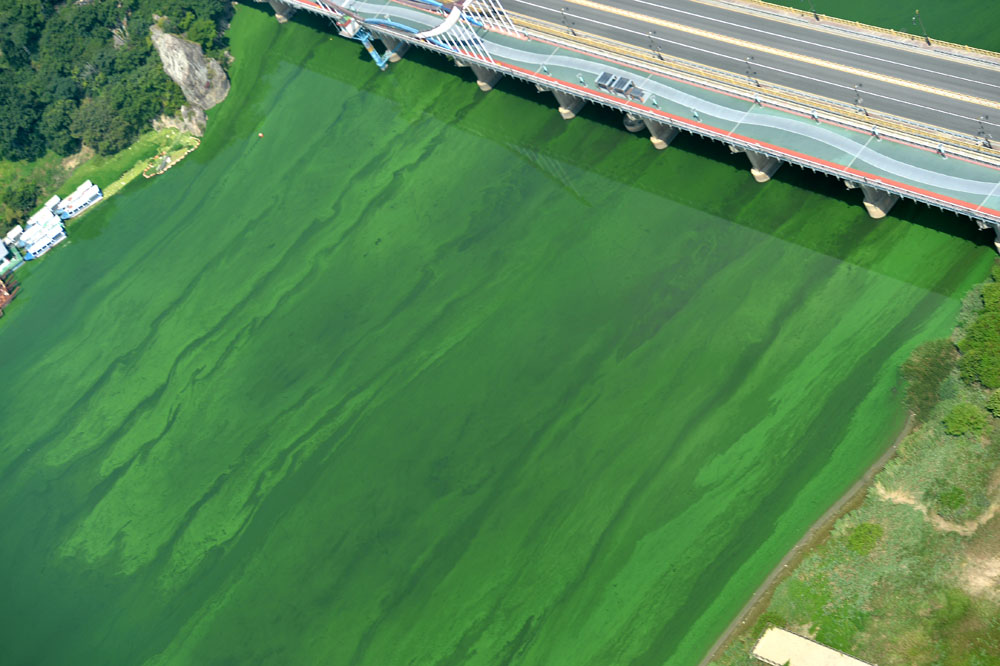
xmin=876 ymin=481 xmax=1000 ymax=537
xmin=696 ymin=412 xmax=916 ymax=666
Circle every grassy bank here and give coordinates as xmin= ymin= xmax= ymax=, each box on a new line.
xmin=710 ymin=265 xmax=1000 ymax=666
xmin=57 ymin=128 xmax=199 ymax=201
xmin=1 ymin=128 xmax=198 ymax=232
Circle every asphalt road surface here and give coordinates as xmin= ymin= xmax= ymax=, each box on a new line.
xmin=506 ymin=0 xmax=1000 ymax=137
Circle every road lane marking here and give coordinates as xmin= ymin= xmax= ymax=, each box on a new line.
xmin=509 ymin=2 xmax=1000 ymax=133
xmin=559 ymin=0 xmax=1000 ymax=112
xmin=623 ymin=0 xmax=1000 ymax=92
xmin=687 ymin=0 xmax=1000 ymax=70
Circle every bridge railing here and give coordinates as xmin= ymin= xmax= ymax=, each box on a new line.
xmin=279 ymin=0 xmax=1000 ymax=226
xmin=710 ymin=0 xmax=1000 ymax=66
xmin=511 ymin=13 xmax=1000 ymax=167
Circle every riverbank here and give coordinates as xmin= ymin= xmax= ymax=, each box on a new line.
xmin=1 ymin=128 xmax=200 ymax=232
xmin=709 ymin=267 xmax=1000 ymax=666
xmin=699 ymin=412 xmax=916 ymax=666
xmin=0 ymin=6 xmax=991 ymax=665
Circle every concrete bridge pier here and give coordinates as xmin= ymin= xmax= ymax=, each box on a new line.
xmin=623 ymin=113 xmax=644 ymax=133
xmin=552 ymin=90 xmax=586 ymax=120
xmin=470 ymin=64 xmax=502 ymax=92
xmin=744 ymin=149 xmax=782 ymax=183
xmin=859 ymin=185 xmax=899 ymax=219
xmin=265 ymin=0 xmax=297 ymax=22
xmin=380 ymin=36 xmax=410 ymax=63
xmin=643 ymin=118 xmax=679 ymax=150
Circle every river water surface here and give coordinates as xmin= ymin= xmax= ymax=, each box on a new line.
xmin=0 ymin=6 xmax=994 ymax=665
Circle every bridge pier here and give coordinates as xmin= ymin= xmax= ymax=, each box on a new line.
xmin=265 ymin=0 xmax=297 ymax=22
xmin=744 ymin=150 xmax=782 ymax=183
xmin=552 ymin=90 xmax=586 ymax=120
xmin=470 ymin=64 xmax=502 ymax=92
xmin=379 ymin=36 xmax=409 ymax=63
xmin=859 ymin=185 xmax=899 ymax=219
xmin=643 ymin=118 xmax=679 ymax=150
xmin=845 ymin=181 xmax=900 ymax=219
xmin=623 ymin=113 xmax=644 ymax=133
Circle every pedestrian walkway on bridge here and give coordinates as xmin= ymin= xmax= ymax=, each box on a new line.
xmin=260 ymin=0 xmax=1000 ymax=245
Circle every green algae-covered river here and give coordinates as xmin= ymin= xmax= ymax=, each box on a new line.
xmin=0 ymin=6 xmax=995 ymax=665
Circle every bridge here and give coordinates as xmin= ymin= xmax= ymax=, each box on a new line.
xmin=258 ymin=0 xmax=1000 ymax=248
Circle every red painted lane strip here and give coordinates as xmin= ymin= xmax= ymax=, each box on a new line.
xmin=373 ymin=0 xmax=1000 ymax=176
xmin=497 ymin=61 xmax=1000 ymax=217
xmin=284 ymin=0 xmax=1000 ymax=218
xmin=513 ymin=28 xmax=1000 ymax=173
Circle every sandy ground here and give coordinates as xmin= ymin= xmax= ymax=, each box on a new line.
xmin=963 ymin=555 xmax=1000 ymax=598
xmin=698 ymin=412 xmax=916 ymax=666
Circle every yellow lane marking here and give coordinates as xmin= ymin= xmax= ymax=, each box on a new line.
xmin=562 ymin=0 xmax=1000 ymax=112
xmin=687 ymin=0 xmax=1000 ymax=67
xmin=513 ymin=13 xmax=1000 ymax=162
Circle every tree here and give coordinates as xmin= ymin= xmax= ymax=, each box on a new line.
xmin=3 ymin=182 xmax=41 ymax=218
xmin=187 ymin=17 xmax=216 ymax=49
xmin=70 ymin=96 xmax=132 ymax=155
xmin=40 ymin=99 xmax=81 ymax=156
xmin=0 ymin=0 xmax=47 ymax=68
xmin=958 ymin=310 xmax=1000 ymax=388
xmin=0 ymin=78 xmax=45 ymax=162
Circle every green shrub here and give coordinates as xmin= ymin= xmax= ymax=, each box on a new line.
xmin=925 ymin=479 xmax=968 ymax=520
xmin=958 ymin=282 xmax=1000 ymax=387
xmin=752 ymin=611 xmax=786 ymax=638
xmin=984 ymin=284 xmax=1000 ymax=312
xmin=846 ymin=523 xmax=883 ymax=556
xmin=937 ymin=486 xmax=967 ymax=511
xmin=944 ymin=403 xmax=988 ymax=436
xmin=987 ymin=392 xmax=1000 ymax=417
xmin=932 ymin=588 xmax=971 ymax=630
xmin=900 ymin=339 xmax=957 ymax=421
xmin=991 ymin=261 xmax=1000 ymax=283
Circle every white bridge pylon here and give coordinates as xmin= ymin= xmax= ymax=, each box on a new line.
xmin=413 ymin=0 xmax=522 ymax=64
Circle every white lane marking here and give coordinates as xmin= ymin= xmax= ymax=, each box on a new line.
xmin=977 ymin=179 xmax=1000 ymax=212
xmin=510 ymin=0 xmax=1000 ymax=133
xmin=729 ymin=101 xmax=757 ymax=134
xmin=509 ymin=0 xmax=1000 ymax=107
xmin=622 ymin=0 xmax=1000 ymax=93
xmin=845 ymin=134 xmax=875 ymax=170
xmin=354 ymin=0 xmax=1000 ymax=196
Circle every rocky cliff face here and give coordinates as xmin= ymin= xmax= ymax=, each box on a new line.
xmin=150 ymin=24 xmax=230 ymax=136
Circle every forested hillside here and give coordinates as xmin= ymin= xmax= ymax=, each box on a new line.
xmin=0 ymin=0 xmax=229 ymax=224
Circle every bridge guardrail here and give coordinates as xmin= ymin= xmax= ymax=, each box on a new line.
xmin=714 ymin=0 xmax=1000 ymax=66
xmin=280 ymin=0 xmax=1000 ymax=225
xmin=511 ymin=14 xmax=1000 ymax=167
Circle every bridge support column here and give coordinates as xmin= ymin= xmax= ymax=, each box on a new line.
xmin=265 ymin=0 xmax=296 ymax=22
xmin=470 ymin=64 xmax=502 ymax=92
xmin=743 ymin=150 xmax=781 ymax=183
xmin=859 ymin=185 xmax=899 ymax=219
xmin=643 ymin=118 xmax=679 ymax=150
xmin=380 ymin=36 xmax=410 ymax=63
xmin=623 ymin=113 xmax=644 ymax=133
xmin=552 ymin=90 xmax=585 ymax=120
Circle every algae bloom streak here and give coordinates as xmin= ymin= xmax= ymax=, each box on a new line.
xmin=0 ymin=8 xmax=992 ymax=666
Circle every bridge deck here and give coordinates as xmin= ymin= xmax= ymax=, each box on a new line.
xmin=284 ymin=0 xmax=1000 ymax=226
xmin=511 ymin=0 xmax=1000 ymax=136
